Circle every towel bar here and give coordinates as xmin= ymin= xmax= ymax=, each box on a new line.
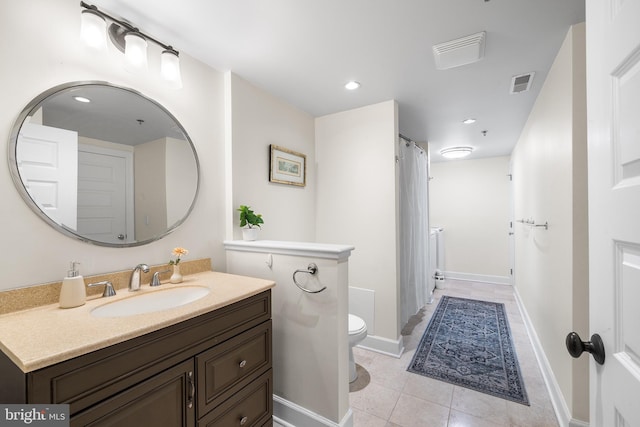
xmin=516 ymin=219 xmax=549 ymax=230
xmin=292 ymin=263 xmax=327 ymax=293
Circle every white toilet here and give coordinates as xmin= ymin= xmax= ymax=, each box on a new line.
xmin=348 ymin=314 xmax=368 ymax=383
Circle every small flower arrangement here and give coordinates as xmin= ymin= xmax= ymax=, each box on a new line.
xmin=169 ymin=247 xmax=189 ymax=265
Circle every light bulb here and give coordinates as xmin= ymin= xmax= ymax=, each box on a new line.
xmin=161 ymin=49 xmax=183 ymax=89
xmin=124 ymin=32 xmax=148 ymax=72
xmin=80 ymin=9 xmax=106 ymax=50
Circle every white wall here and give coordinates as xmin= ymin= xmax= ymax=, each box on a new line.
xmin=429 ymin=156 xmax=511 ymax=282
xmin=315 ymin=100 xmax=401 ymax=347
xmin=0 ymin=0 xmax=226 ymax=289
xmin=511 ymin=23 xmax=588 ymax=423
xmin=226 ymin=242 xmax=352 ymax=426
xmin=166 ymin=136 xmax=198 ymax=227
xmin=226 ymin=73 xmax=316 ymax=243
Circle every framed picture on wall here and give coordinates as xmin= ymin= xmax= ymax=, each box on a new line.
xmin=269 ymin=144 xmax=306 ymax=187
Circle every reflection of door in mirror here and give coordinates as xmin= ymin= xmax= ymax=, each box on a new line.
xmin=17 ymin=122 xmax=78 ymax=229
xmin=77 ymin=143 xmax=134 ymax=244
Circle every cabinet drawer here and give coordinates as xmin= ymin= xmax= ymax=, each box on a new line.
xmin=29 ymin=291 xmax=270 ymax=415
xmin=197 ymin=320 xmax=271 ymax=417
xmin=198 ymin=369 xmax=272 ymax=427
xmin=71 ymin=359 xmax=195 ymax=427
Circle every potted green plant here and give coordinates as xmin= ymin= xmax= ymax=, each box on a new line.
xmin=237 ymin=205 xmax=264 ymax=241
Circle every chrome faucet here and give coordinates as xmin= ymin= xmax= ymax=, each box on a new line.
xmin=88 ymin=280 xmax=116 ymax=297
xmin=129 ymin=263 xmax=149 ymax=292
xmin=150 ymin=270 xmax=170 ymax=287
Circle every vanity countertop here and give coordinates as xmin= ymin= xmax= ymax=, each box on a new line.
xmin=0 ymin=271 xmax=274 ymax=373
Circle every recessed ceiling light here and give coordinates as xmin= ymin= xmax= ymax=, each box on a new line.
xmin=462 ymin=118 xmax=476 ymax=124
xmin=73 ymin=96 xmax=91 ymax=103
xmin=440 ymin=146 xmax=474 ymax=159
xmin=345 ymin=81 xmax=361 ymax=90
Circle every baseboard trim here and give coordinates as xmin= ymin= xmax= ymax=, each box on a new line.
xmin=273 ymin=395 xmax=353 ymax=427
xmin=569 ymin=419 xmax=590 ymax=427
xmin=513 ymin=288 xmax=588 ymax=427
xmin=444 ymin=271 xmax=511 ymax=285
xmin=358 ymin=334 xmax=404 ymax=358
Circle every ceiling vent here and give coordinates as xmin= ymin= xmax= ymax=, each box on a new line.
xmin=510 ymin=72 xmax=535 ymax=94
xmin=432 ymin=31 xmax=486 ymax=70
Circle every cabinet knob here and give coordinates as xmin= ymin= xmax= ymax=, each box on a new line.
xmin=239 ymin=360 xmax=247 ymax=368
xmin=240 ymin=416 xmax=248 ymax=425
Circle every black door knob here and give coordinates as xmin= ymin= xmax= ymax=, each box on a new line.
xmin=566 ymin=332 xmax=605 ymax=365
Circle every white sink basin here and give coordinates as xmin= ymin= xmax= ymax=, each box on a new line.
xmin=91 ymin=286 xmax=210 ymax=318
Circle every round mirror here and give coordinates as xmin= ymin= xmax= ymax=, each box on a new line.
xmin=8 ymin=81 xmax=200 ymax=247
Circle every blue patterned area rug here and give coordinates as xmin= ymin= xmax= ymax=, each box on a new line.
xmin=407 ymin=296 xmax=529 ymax=405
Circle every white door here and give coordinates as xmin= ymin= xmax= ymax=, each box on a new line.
xmin=16 ymin=123 xmax=78 ymax=229
xmin=587 ymin=0 xmax=640 ymax=425
xmin=77 ymin=145 xmax=134 ymax=244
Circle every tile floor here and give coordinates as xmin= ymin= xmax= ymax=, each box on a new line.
xmin=348 ymin=279 xmax=559 ymax=427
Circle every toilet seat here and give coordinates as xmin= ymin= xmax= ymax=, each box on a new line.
xmin=349 ymin=314 xmax=366 ymax=335
xmin=348 ymin=314 xmax=367 ymax=383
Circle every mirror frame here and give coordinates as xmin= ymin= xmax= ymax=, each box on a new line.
xmin=7 ymin=81 xmax=200 ymax=247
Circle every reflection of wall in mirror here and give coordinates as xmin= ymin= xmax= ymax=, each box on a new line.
xmin=134 ymin=137 xmax=196 ymax=241
xmin=166 ymin=137 xmax=197 ymax=227
xmin=31 ymin=108 xmax=43 ymax=124
xmin=135 ymin=139 xmax=167 ymax=241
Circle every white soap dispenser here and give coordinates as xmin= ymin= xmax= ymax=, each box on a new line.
xmin=59 ymin=261 xmax=86 ymax=308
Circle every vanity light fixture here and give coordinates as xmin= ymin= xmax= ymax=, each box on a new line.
xmin=440 ymin=146 xmax=474 ymax=159
xmin=79 ymin=2 xmax=182 ymax=88
xmin=345 ymin=81 xmax=361 ymax=90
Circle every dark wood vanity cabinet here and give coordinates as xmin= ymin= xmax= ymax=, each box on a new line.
xmin=0 ymin=290 xmax=273 ymax=427
xmin=72 ymin=359 xmax=196 ymax=427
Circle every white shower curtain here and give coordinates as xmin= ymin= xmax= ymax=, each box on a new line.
xmin=398 ymin=138 xmax=430 ymax=328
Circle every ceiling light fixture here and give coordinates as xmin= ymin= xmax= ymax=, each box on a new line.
xmin=79 ymin=2 xmax=182 ymax=88
xmin=440 ymin=146 xmax=474 ymax=159
xmin=73 ymin=96 xmax=91 ymax=103
xmin=345 ymin=81 xmax=361 ymax=90
xmin=462 ymin=118 xmax=476 ymax=124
